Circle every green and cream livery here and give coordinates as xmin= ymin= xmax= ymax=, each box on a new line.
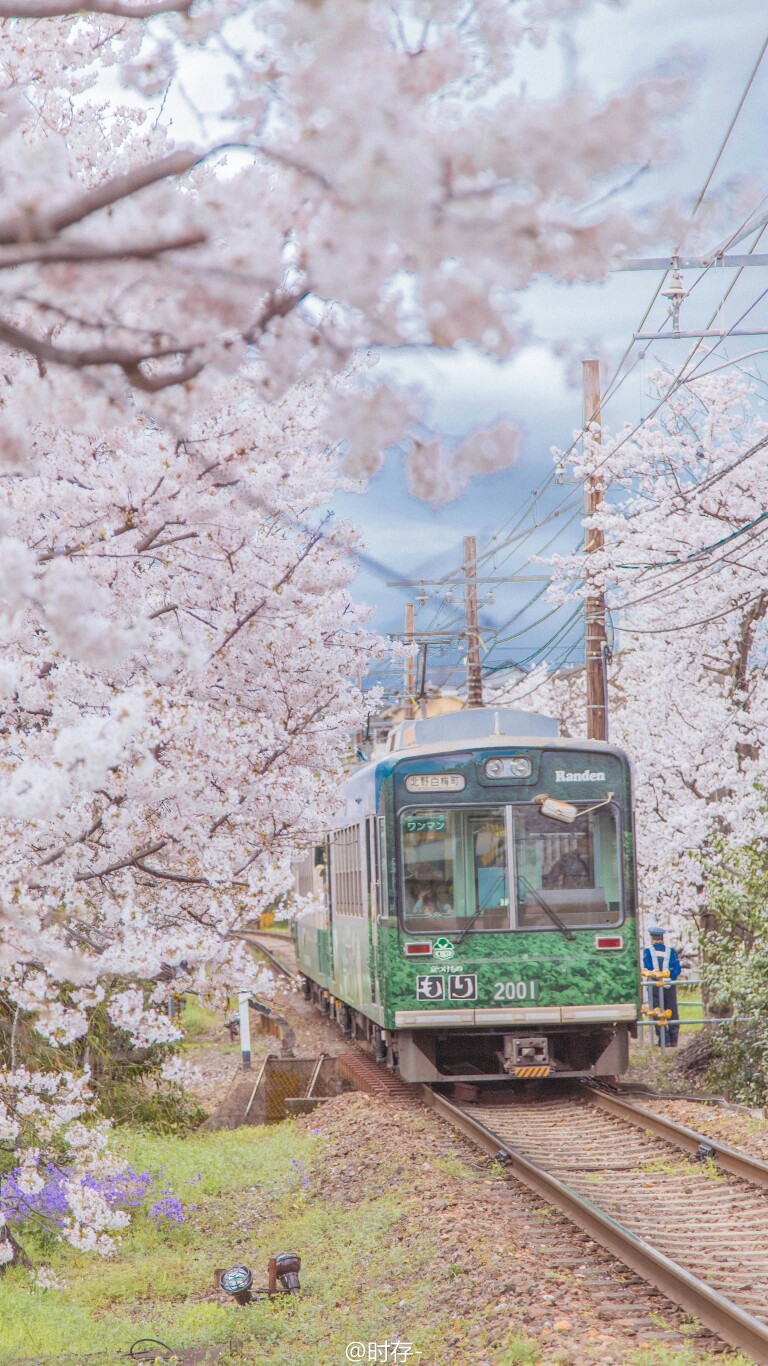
xmin=293 ymin=709 xmax=640 ymax=1082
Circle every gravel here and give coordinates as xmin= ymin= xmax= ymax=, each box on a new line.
xmin=301 ymin=1092 xmax=735 ymax=1364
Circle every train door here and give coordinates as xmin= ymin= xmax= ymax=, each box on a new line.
xmin=367 ymin=816 xmax=381 ymax=1005
xmin=317 ymin=836 xmax=333 ymax=983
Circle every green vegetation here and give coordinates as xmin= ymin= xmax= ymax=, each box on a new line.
xmin=181 ymin=994 xmax=224 ymax=1039
xmin=0 ymin=1120 xmax=526 ymax=1366
xmin=0 ymin=990 xmax=209 ymax=1147
xmin=0 ymin=1123 xmax=319 ymax=1363
xmin=630 ymin=1349 xmax=751 ymax=1366
xmin=694 ymin=838 xmax=768 ymax=1104
xmin=0 ymin=1114 xmax=753 ymax=1366
xmin=497 ymin=1338 xmax=541 ymax=1365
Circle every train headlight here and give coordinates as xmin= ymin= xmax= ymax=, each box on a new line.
xmin=509 ymin=757 xmax=532 ymax=778
xmin=484 ymin=756 xmax=532 ymax=780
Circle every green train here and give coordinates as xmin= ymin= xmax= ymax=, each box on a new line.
xmin=293 ymin=709 xmax=640 ymax=1083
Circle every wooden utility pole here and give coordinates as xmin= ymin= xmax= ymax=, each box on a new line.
xmin=464 ymin=535 xmax=483 ymax=708
xmin=404 ymin=602 xmax=416 ymax=719
xmin=583 ymin=360 xmax=608 ymax=742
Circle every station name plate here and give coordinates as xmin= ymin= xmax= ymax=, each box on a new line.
xmin=404 ymin=773 xmax=466 ymax=793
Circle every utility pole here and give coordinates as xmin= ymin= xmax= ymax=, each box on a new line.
xmin=464 ymin=535 xmax=483 ymax=709
xmin=583 ymin=360 xmax=608 ymax=742
xmin=404 ymin=602 xmax=416 ymax=719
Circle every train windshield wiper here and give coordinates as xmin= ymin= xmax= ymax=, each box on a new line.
xmin=519 ymin=874 xmax=576 ymax=941
xmin=453 ymin=902 xmax=486 ymax=945
xmin=453 ymin=871 xmax=506 ymax=945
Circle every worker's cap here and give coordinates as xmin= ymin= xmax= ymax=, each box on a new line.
xmin=648 ymin=924 xmax=665 ymax=937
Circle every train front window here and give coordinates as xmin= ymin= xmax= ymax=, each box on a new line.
xmin=401 ymin=808 xmax=510 ymax=932
xmin=514 ymin=805 xmax=621 ymax=929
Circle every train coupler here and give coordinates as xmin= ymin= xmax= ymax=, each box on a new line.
xmin=503 ymin=1034 xmax=551 ymax=1077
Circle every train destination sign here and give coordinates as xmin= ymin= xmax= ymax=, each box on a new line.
xmin=405 ymin=773 xmax=466 ymax=793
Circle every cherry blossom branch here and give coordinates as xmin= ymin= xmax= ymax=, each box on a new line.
xmin=0 ymin=151 xmax=200 ymax=245
xmin=133 ymin=860 xmax=211 ymax=885
xmin=245 ymin=288 xmax=310 ymax=342
xmin=0 ymin=316 xmax=204 ymax=390
xmin=38 ymin=816 xmax=104 ymax=868
xmin=209 ymin=527 xmax=324 ymax=658
xmin=0 ymin=0 xmax=190 ymax=20
xmin=74 ymin=840 xmax=167 ymax=882
xmin=0 ymin=233 xmax=206 ymax=271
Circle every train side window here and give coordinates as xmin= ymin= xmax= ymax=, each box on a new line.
xmin=329 ymin=825 xmax=365 ymax=917
xmin=312 ymin=843 xmax=328 ymax=907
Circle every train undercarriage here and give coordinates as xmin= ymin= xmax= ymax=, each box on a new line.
xmin=301 ymin=975 xmax=629 ymax=1083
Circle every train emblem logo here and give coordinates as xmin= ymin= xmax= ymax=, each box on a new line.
xmin=431 ymin=937 xmax=454 ymax=961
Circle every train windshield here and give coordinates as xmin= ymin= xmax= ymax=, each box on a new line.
xmin=514 ymin=805 xmax=621 ymax=929
xmin=402 ymin=808 xmax=510 ymax=932
xmin=401 ymin=804 xmax=622 ymax=932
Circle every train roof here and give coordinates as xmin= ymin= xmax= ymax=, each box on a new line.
xmin=333 ymin=709 xmax=630 ymax=823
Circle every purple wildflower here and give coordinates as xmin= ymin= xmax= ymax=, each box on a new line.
xmin=289 ymin=1158 xmax=310 ymax=1191
xmin=0 ymin=1162 xmax=187 ymax=1235
xmin=148 ymin=1194 xmax=185 ymax=1225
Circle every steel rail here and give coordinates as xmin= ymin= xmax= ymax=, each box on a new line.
xmin=239 ymin=932 xmax=297 ymax=980
xmin=585 ymin=1083 xmax=768 ymax=1191
xmin=241 ymin=926 xmax=294 ymax=941
xmin=422 ymin=1086 xmax=768 ymax=1363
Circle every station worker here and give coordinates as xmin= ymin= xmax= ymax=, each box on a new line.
xmin=643 ymin=924 xmax=682 ymax=1046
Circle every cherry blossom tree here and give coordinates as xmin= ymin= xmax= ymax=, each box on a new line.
xmin=496 ymin=369 xmax=768 ymax=955
xmin=1 ymin=0 xmax=686 ymax=494
xmin=0 ymin=372 xmax=385 ymax=1257
xmin=0 ymin=0 xmax=690 ymax=1253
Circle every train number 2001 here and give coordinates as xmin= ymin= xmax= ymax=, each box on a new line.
xmin=493 ymin=980 xmax=539 ymax=1001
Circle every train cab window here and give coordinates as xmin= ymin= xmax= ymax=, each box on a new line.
xmin=401 ymin=808 xmax=511 ymax=933
xmin=514 ymin=805 xmax=621 ymax=929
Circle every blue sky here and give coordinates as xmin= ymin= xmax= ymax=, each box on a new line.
xmin=331 ymin=0 xmax=768 ymax=698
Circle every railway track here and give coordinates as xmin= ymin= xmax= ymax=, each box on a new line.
xmin=337 ymin=1051 xmax=768 ymax=1360
xmin=239 ymin=930 xmax=298 ymax=980
xmin=423 ymin=1083 xmax=768 ymax=1362
xmin=241 ymin=943 xmax=768 ymax=1358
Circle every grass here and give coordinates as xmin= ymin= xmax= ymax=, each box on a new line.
xmin=0 ymin=1115 xmax=750 ymax=1366
xmin=0 ymin=1123 xmax=321 ymax=1364
xmin=180 ymin=995 xmax=224 ymax=1039
xmin=677 ymin=985 xmax=706 ymax=1035
xmin=0 ymin=1119 xmax=500 ymax=1366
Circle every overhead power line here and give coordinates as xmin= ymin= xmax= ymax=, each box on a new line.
xmin=389 ymin=35 xmax=768 ymax=695
xmin=623 ymin=587 xmax=767 ymax=636
xmin=617 ymin=507 xmax=768 ymax=571
xmin=677 ymin=31 xmax=768 ymax=252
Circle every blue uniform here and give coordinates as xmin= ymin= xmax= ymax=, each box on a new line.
xmin=643 ymin=941 xmax=681 ymax=1044
xmin=642 ymin=944 xmax=681 ymax=979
